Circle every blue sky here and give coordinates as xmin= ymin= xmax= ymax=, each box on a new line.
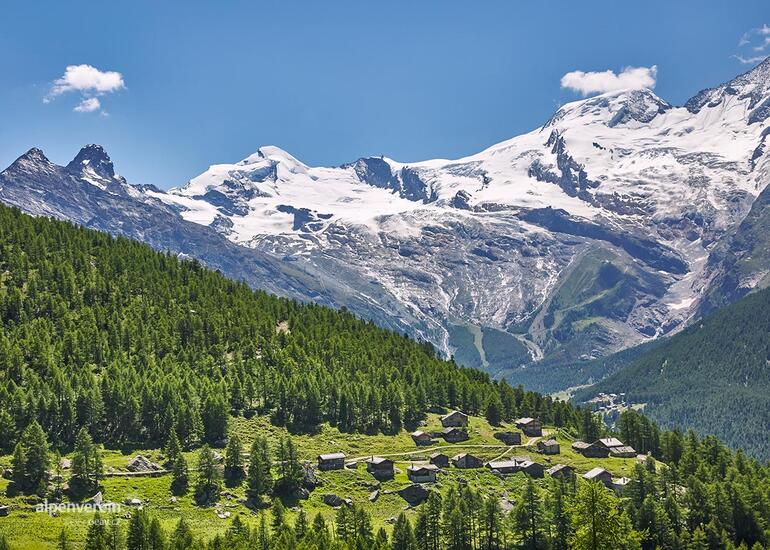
xmin=0 ymin=0 xmax=768 ymax=188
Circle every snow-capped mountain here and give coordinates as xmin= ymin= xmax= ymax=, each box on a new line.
xmin=3 ymin=58 xmax=770 ymax=390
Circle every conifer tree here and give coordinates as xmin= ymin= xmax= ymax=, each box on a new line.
xmin=171 ymin=450 xmax=189 ymax=495
xmin=481 ymin=496 xmax=504 ymax=550
xmin=170 ymin=518 xmax=193 ymax=550
xmin=0 ymin=410 xmax=16 ymax=454
xmin=392 ymin=512 xmax=417 ymax=550
xmin=246 ymin=435 xmax=273 ymax=501
xmin=71 ymin=427 xmax=103 ymax=494
xmin=106 ymin=519 xmax=124 ymax=550
xmin=256 ymin=513 xmax=270 ymax=550
xmin=513 ymin=478 xmax=545 ymax=550
xmin=548 ymin=479 xmax=572 ymax=550
xmin=16 ymin=421 xmax=50 ymax=493
xmin=224 ymin=433 xmax=244 ymax=483
xmin=271 ymin=499 xmax=286 ymax=534
xmin=127 ymin=509 xmax=150 ymax=550
xmin=570 ymin=481 xmax=642 ymax=550
xmin=148 ymin=517 xmax=165 ymax=550
xmin=485 ymin=393 xmax=503 ymax=426
xmin=164 ymin=430 xmax=182 ymax=466
xmin=294 ymin=509 xmax=308 ymax=540
xmin=276 ymin=436 xmax=302 ymax=493
xmin=84 ymin=512 xmax=107 ymax=550
xmin=11 ymin=442 xmax=26 ymax=486
xmin=194 ymin=445 xmax=222 ymax=505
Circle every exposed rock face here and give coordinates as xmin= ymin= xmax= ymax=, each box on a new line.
xmin=127 ymin=456 xmax=162 ymax=473
xmin=3 ymin=59 xmax=770 ymax=392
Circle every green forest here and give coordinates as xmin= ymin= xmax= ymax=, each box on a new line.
xmin=577 ymin=283 xmax=770 ymax=459
xmin=1 ymin=204 xmax=770 ymax=549
xmin=0 ymin=203 xmax=576 ymax=452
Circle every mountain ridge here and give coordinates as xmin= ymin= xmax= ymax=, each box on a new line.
xmin=2 ymin=57 xmax=770 ymax=388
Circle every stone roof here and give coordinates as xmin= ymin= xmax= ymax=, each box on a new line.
xmin=318 ymin=452 xmax=346 ymax=461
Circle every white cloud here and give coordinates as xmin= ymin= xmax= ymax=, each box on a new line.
xmin=49 ymin=64 xmax=124 ymax=97
xmin=560 ymin=66 xmax=657 ymax=96
xmin=44 ymin=64 xmax=125 ymax=114
xmin=735 ymin=25 xmax=770 ymax=64
xmin=734 ymin=54 xmax=767 ymax=65
xmin=73 ymin=97 xmax=101 ymax=113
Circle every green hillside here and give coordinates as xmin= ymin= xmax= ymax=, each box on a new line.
xmin=576 ymin=285 xmax=770 ymax=459
xmin=0 ymin=203 xmax=575 ymax=454
xmin=0 ymin=204 xmax=769 ymax=550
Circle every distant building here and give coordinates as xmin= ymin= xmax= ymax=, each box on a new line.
xmin=583 ymin=467 xmax=613 ymax=488
xmin=442 ymin=427 xmax=469 ymax=443
xmin=518 ymin=460 xmax=544 ymax=479
xmin=612 ymin=477 xmax=632 ymax=494
xmin=537 ymin=439 xmax=560 ymax=455
xmin=452 ymin=453 xmax=483 ymax=469
xmin=572 ymin=441 xmax=610 ymax=458
xmin=486 ymin=460 xmax=519 ymax=475
xmin=411 ymin=431 xmax=434 ymax=446
xmin=407 ymin=464 xmax=439 ymax=483
xmin=366 ymin=457 xmax=394 ymax=478
xmin=441 ymin=410 xmax=469 ymax=427
xmin=609 ymin=446 xmax=637 ymax=459
xmin=515 ymin=418 xmax=542 ymax=437
xmin=429 ymin=453 xmax=449 ymax=468
xmin=487 ymin=457 xmax=544 ymax=478
xmin=317 ymin=452 xmax=346 ymax=471
xmin=596 ymin=438 xmax=625 ymax=450
xmin=494 ymin=431 xmax=522 ymax=445
xmin=547 ymin=464 xmax=575 ymax=479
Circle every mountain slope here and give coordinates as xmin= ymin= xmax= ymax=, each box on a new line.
xmin=3 ymin=58 xmax=770 ymax=386
xmin=574 ymin=285 xmax=770 ymax=458
xmin=0 ymin=200 xmax=569 ymax=451
xmin=0 ymin=146 xmax=433 ymax=339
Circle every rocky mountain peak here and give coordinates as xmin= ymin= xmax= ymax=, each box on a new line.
xmin=66 ymin=144 xmax=116 ymax=179
xmin=2 ymin=147 xmax=56 ymax=177
xmin=546 ymin=88 xmax=671 ymax=129
xmin=685 ymin=56 xmax=770 ymax=122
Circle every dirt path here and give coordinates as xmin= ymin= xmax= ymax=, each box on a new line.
xmin=103 ymin=469 xmax=170 ymax=477
xmin=348 ymin=435 xmax=541 ymax=465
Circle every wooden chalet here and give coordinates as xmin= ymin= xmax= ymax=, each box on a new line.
xmin=596 ymin=437 xmax=625 ymax=450
xmin=407 ymin=464 xmax=439 ymax=483
xmin=440 ymin=410 xmax=469 ymax=427
xmin=518 ymin=460 xmax=544 ymax=479
xmin=537 ymin=439 xmax=560 ymax=455
xmin=571 ymin=440 xmax=609 ymax=458
xmin=494 ymin=431 xmax=522 ymax=445
xmin=612 ymin=477 xmax=632 ymax=494
xmin=317 ymin=452 xmax=346 ymax=471
xmin=546 ymin=464 xmax=575 ymax=479
xmin=609 ymin=446 xmax=637 ymax=458
xmin=583 ymin=467 xmax=613 ymax=488
xmin=515 ymin=417 xmax=542 ymax=437
xmin=366 ymin=456 xmax=395 ymax=478
xmin=486 ymin=460 xmax=519 ymax=474
xmin=452 ymin=453 xmax=483 ymax=469
xmin=442 ymin=427 xmax=469 ymax=443
xmin=429 ymin=452 xmax=449 ymax=468
xmin=411 ymin=430 xmax=434 ymax=446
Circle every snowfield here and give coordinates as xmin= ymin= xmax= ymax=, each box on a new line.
xmin=4 ymin=58 xmax=770 ymax=386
